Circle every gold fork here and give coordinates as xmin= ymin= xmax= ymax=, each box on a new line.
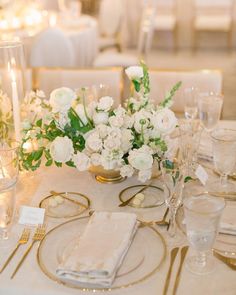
xmin=11 ymin=225 xmax=46 ymax=279
xmin=0 ymin=228 xmax=30 ymax=273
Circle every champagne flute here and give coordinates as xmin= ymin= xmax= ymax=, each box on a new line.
xmin=184 ymin=194 xmax=225 ymax=275
xmin=160 ymin=160 xmax=185 ymax=238
xmin=184 ymin=87 xmax=199 ymax=120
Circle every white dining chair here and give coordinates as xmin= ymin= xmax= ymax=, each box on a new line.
xmin=98 ymin=0 xmax=123 ymax=52
xmin=32 ymin=67 xmax=123 ymax=106
xmin=193 ymin=0 xmax=234 ymax=50
xmin=124 ymin=69 xmax=223 ymax=113
xmin=93 ymin=5 xmax=156 ymax=68
xmin=30 ymin=28 xmax=75 ymax=68
xmin=152 ymin=0 xmax=178 ymax=51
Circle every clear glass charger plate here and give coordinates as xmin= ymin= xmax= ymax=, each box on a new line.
xmin=37 ymin=216 xmax=167 ymax=291
xmin=39 ymin=192 xmax=90 ymax=218
xmin=119 ymin=185 xmax=165 ymax=208
xmin=176 ymin=203 xmax=236 ymax=257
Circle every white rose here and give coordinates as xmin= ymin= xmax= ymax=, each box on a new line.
xmin=96 ymin=124 xmax=108 ymax=139
xmin=152 ymin=109 xmax=177 ymax=135
xmin=125 ymin=66 xmax=143 ymax=80
xmin=123 ymin=114 xmax=134 ymax=128
xmin=128 ymin=145 xmax=153 ymax=170
xmin=109 ymin=115 xmax=124 ymax=128
xmin=120 ymin=165 xmax=134 ymax=178
xmin=75 ymin=104 xmax=88 ymax=125
xmin=50 ymin=136 xmax=74 ymax=163
xmin=138 ymin=169 xmax=152 ymax=182
xmin=50 ymin=87 xmax=76 ymax=113
xmin=134 ymin=110 xmax=150 ymax=133
xmin=104 ymin=136 xmax=121 ymax=150
xmin=86 ymin=132 xmax=103 ymax=152
xmin=73 ymin=152 xmax=90 ymax=171
xmin=90 ymin=153 xmax=101 ymax=166
xmin=109 ymin=127 xmax=122 ymax=139
xmin=93 ymin=112 xmax=109 ymax=125
xmin=121 ymin=129 xmax=133 ymax=153
xmin=97 ymin=96 xmax=113 ymax=112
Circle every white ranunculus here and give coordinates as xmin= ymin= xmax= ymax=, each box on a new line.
xmin=90 ymin=153 xmax=101 ymax=166
xmin=123 ymin=114 xmax=134 ymax=128
xmin=138 ymin=169 xmax=152 ymax=182
xmin=152 ymin=109 xmax=177 ymax=135
xmin=50 ymin=87 xmax=76 ymax=113
xmin=128 ymin=145 xmax=153 ymax=170
xmin=104 ymin=136 xmax=121 ymax=150
xmin=97 ymin=96 xmax=113 ymax=112
xmin=125 ymin=66 xmax=144 ymax=80
xmin=93 ymin=111 xmax=109 ymax=125
xmin=109 ymin=115 xmax=124 ymax=128
xmin=50 ymin=136 xmax=74 ymax=163
xmin=73 ymin=152 xmax=90 ymax=171
xmin=120 ymin=165 xmax=134 ymax=178
xmin=86 ymin=132 xmax=103 ymax=152
xmin=75 ymin=104 xmax=88 ymax=125
xmin=121 ymin=129 xmax=133 ymax=153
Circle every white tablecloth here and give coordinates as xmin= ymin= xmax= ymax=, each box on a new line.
xmin=21 ymin=15 xmax=98 ymax=67
xmin=0 ymin=120 xmax=235 ymax=295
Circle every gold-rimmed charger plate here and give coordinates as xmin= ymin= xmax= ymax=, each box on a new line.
xmin=37 ymin=216 xmax=167 ymax=291
xmin=119 ymin=185 xmax=165 ymax=209
xmin=176 ymin=203 xmax=236 ymax=257
xmin=39 ymin=192 xmax=90 ymax=218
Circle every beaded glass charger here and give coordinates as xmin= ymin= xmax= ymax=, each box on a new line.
xmin=119 ymin=185 xmax=165 ymax=209
xmin=37 ymin=216 xmax=167 ymax=291
xmin=39 ymin=192 xmax=90 ymax=218
xmin=176 ymin=202 xmax=236 ymax=257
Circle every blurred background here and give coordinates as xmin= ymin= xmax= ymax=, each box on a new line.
xmin=0 ymin=0 xmax=236 ymax=119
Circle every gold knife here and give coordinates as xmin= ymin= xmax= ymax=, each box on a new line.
xmin=163 ymin=247 xmax=179 ymax=295
xmin=172 ymin=246 xmax=189 ymax=295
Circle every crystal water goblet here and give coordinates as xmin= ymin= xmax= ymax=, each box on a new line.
xmin=210 ymin=128 xmax=236 ymax=193
xmin=184 ymin=194 xmax=225 ymax=275
xmin=160 ymin=160 xmax=185 ymax=238
xmin=198 ymin=93 xmax=223 ymax=132
xmin=184 ymin=87 xmax=199 ymax=120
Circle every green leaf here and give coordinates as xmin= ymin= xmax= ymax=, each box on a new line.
xmin=36 ymin=119 xmax=42 ymax=128
xmin=55 ymin=161 xmax=62 ymax=167
xmin=159 ymin=81 xmax=182 ymax=108
xmin=184 ymin=176 xmax=193 ymax=183
xmin=66 ymin=160 xmax=76 ymax=168
xmin=45 ymin=159 xmax=53 ymax=166
xmin=132 ymin=79 xmax=141 ymax=92
xmin=33 ymin=149 xmax=43 ymax=161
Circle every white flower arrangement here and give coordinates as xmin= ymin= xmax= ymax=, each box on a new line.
xmin=20 ymin=63 xmax=181 ymax=182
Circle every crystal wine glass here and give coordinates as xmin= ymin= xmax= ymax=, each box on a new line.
xmin=184 ymin=87 xmax=199 ymax=120
xmin=184 ymin=194 xmax=225 ymax=275
xmin=160 ymin=160 xmax=185 ymax=238
xmin=210 ymin=128 xmax=236 ymax=193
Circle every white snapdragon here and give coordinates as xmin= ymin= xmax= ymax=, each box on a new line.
xmin=50 ymin=136 xmax=74 ymax=163
xmin=125 ymin=66 xmax=143 ymax=80
xmin=86 ymin=131 xmax=103 ymax=152
xmin=152 ymin=109 xmax=177 ymax=135
xmin=73 ymin=152 xmax=90 ymax=171
xmin=120 ymin=165 xmax=134 ymax=178
xmin=128 ymin=145 xmax=153 ymax=171
xmin=97 ymin=96 xmax=113 ymax=112
xmin=50 ymin=87 xmax=76 ymax=113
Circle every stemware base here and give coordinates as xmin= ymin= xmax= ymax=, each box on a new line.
xmin=185 ymin=254 xmax=216 ymax=275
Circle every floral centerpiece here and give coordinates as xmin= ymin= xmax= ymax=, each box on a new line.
xmin=19 ymin=63 xmax=181 ymax=182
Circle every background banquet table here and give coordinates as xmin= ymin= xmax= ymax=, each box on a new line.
xmin=0 ymin=120 xmax=235 ymax=295
xmin=21 ymin=15 xmax=98 ymax=67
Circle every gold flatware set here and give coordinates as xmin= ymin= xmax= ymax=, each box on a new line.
xmin=163 ymin=246 xmax=189 ymax=295
xmin=0 ymin=225 xmax=46 ymax=279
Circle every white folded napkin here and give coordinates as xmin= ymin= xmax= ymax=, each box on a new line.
xmin=220 ymin=205 xmax=236 ymax=235
xmin=56 ymin=211 xmax=138 ymax=287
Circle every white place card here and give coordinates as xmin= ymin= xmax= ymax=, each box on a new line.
xmin=18 ymin=206 xmax=45 ymax=226
xmin=195 ymin=165 xmax=208 ymax=186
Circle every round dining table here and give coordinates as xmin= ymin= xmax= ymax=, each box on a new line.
xmin=17 ymin=14 xmax=98 ymax=67
xmin=0 ymin=120 xmax=235 ymax=295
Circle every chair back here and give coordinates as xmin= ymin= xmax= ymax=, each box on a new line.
xmin=99 ymin=0 xmax=123 ymax=37
xmin=33 ymin=67 xmax=123 ymax=106
xmin=194 ymin=0 xmax=234 ymax=15
xmin=30 ymin=28 xmax=74 ymax=68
